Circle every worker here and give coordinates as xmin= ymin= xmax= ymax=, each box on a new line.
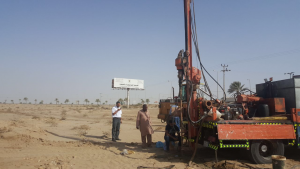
xmin=111 ymin=101 xmax=122 ymax=142
xmin=136 ymin=104 xmax=154 ymax=148
xmin=164 ymin=119 xmax=181 ymax=152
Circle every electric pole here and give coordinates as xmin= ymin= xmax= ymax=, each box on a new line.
xmin=221 ymin=64 xmax=230 ymax=100
xmin=284 ymin=72 xmax=294 ymax=79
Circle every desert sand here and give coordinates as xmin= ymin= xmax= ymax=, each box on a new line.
xmin=0 ymin=104 xmax=300 ymax=169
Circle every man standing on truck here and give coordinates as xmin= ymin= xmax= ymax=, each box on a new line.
xmin=164 ymin=119 xmax=181 ymax=152
xmin=136 ymin=104 xmax=154 ymax=148
xmin=112 ymin=101 xmax=122 ymax=142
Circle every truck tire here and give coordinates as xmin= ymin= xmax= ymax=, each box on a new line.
xmin=248 ymin=140 xmax=284 ymax=164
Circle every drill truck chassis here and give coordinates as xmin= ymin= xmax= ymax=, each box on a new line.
xmin=159 ymin=77 xmax=300 ymax=164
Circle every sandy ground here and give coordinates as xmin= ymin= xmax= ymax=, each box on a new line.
xmin=0 ymin=104 xmax=300 ymax=169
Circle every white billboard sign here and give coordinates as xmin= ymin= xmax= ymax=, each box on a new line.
xmin=112 ymin=78 xmax=144 ymax=89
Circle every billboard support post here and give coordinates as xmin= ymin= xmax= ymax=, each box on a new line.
xmin=127 ymin=88 xmax=130 ymax=109
xmin=112 ymin=78 xmax=144 ymax=109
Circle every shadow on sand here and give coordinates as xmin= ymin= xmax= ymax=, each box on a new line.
xmin=45 ymin=130 xmax=300 ymax=168
xmin=45 ymin=130 xmax=211 ymax=166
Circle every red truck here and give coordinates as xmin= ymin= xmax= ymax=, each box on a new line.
xmin=157 ymin=0 xmax=300 ymax=164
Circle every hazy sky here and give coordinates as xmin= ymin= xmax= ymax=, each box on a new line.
xmin=1 ymin=0 xmax=299 ymax=104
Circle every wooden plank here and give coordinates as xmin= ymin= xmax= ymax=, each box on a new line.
xmin=218 ymin=124 xmax=296 ymax=140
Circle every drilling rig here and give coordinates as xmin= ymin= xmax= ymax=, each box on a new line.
xmin=158 ymin=0 xmax=300 ymax=164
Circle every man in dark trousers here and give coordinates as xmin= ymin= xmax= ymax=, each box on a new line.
xmin=164 ymin=119 xmax=181 ymax=151
xmin=111 ymin=101 xmax=122 ymax=142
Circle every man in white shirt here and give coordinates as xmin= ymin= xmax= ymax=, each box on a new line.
xmin=111 ymin=101 xmax=122 ymax=142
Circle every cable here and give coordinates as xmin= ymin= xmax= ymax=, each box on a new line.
xmin=186 ymin=80 xmax=207 ymax=125
xmin=182 ymin=62 xmax=203 ymax=125
xmin=188 ymin=119 xmax=204 ymax=166
xmin=198 ymin=88 xmax=217 ymax=101
xmin=190 ymin=0 xmax=211 ymax=97
xmin=209 ymin=48 xmax=300 ymax=68
xmin=181 ymin=0 xmax=223 ymax=126
xmin=190 ymin=0 xmax=226 ymax=101
xmin=243 ymin=89 xmax=256 ymax=95
xmin=191 ymin=3 xmax=212 ymax=97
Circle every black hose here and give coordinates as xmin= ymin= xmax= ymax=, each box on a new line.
xmin=186 ymin=80 xmax=208 ymax=125
xmin=190 ymin=0 xmax=226 ymax=101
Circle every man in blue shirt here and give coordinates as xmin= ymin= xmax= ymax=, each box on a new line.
xmin=164 ymin=120 xmax=181 ymax=151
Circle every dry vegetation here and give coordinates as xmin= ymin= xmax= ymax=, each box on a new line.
xmin=45 ymin=117 xmax=58 ymax=127
xmin=72 ymin=125 xmax=91 ymax=136
xmin=0 ymin=126 xmax=12 ymax=133
xmin=7 ymin=107 xmax=12 ymax=112
xmin=126 ymin=117 xmax=134 ymax=121
xmin=75 ymin=108 xmax=81 ymax=113
xmin=102 ymin=131 xmax=111 ymax=137
xmin=106 ymin=119 xmax=112 ymax=125
xmin=10 ymin=119 xmax=25 ymax=127
xmin=61 ymin=110 xmax=67 ymax=120
xmin=32 ymin=115 xmax=40 ymax=120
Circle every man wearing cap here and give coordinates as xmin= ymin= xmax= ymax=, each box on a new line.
xmin=136 ymin=104 xmax=154 ymax=148
xmin=164 ymin=119 xmax=181 ymax=152
xmin=112 ymin=101 xmax=122 ymax=142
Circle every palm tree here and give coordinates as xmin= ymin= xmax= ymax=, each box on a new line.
xmin=34 ymin=99 xmax=37 ymax=104
xmin=11 ymin=100 xmax=14 ymax=104
xmin=105 ymin=100 xmax=108 ymax=105
xmin=141 ymin=99 xmax=145 ymax=104
xmin=228 ymin=81 xmax=248 ymax=95
xmin=55 ymin=98 xmax=59 ymax=104
xmin=23 ymin=97 xmax=28 ymax=104
xmin=146 ymin=99 xmax=150 ymax=104
xmin=84 ymin=99 xmax=89 ymax=105
xmin=65 ymin=99 xmax=69 ymax=104
xmin=95 ymin=99 xmax=100 ymax=105
xmin=76 ymin=100 xmax=79 ymax=105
